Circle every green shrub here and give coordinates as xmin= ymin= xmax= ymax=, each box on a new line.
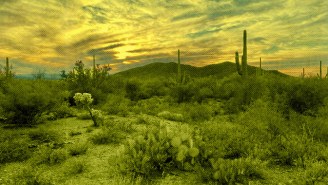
xmin=31 ymin=146 xmax=69 ymax=165
xmin=101 ymin=94 xmax=131 ymax=116
xmin=132 ymin=96 xmax=171 ymax=115
xmin=77 ymin=112 xmax=92 ymax=120
xmin=119 ymin=122 xmax=206 ymax=178
xmin=13 ymin=165 xmax=54 ymax=185
xmin=1 ymin=80 xmax=64 ymax=125
xmin=66 ymin=158 xmax=87 ymax=175
xmin=0 ymin=138 xmax=32 ymax=164
xmin=28 ymin=128 xmax=60 ymax=144
xmin=201 ymin=157 xmax=264 ymax=184
xmin=68 ymin=142 xmax=89 ymax=156
xmin=184 ymin=103 xmax=213 ymax=122
xmin=50 ymin=102 xmax=76 ymax=119
xmin=305 ymin=161 xmax=328 ymax=184
xmin=157 ymin=111 xmax=184 ymax=122
xmin=89 ymin=128 xmax=125 ymax=145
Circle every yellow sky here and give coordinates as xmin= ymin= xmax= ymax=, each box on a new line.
xmin=0 ymin=0 xmax=327 ymax=76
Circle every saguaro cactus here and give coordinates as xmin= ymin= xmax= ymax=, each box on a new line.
xmin=93 ymin=54 xmax=96 ymax=78
xmin=235 ymin=30 xmax=248 ymax=77
xmin=178 ymin=49 xmax=181 ymax=82
xmin=5 ymin=57 xmax=9 ymax=77
xmin=320 ymin=60 xmax=322 ymax=79
xmin=260 ymin=57 xmax=262 ymax=76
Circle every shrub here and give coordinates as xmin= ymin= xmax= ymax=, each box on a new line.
xmin=28 ymin=128 xmax=60 ymax=144
xmin=50 ymin=102 xmax=76 ymax=119
xmin=31 ymin=146 xmax=69 ymax=166
xmin=68 ymin=142 xmax=89 ymax=156
xmin=13 ymin=165 xmax=54 ymax=185
xmin=132 ymin=96 xmax=171 ymax=115
xmin=184 ymin=103 xmax=213 ymax=122
xmin=89 ymin=128 xmax=125 ymax=145
xmin=157 ymin=111 xmax=184 ymax=122
xmin=1 ymin=79 xmax=63 ymax=125
xmin=66 ymin=158 xmax=87 ymax=175
xmin=0 ymin=138 xmax=32 ymax=164
xmin=101 ymin=94 xmax=131 ymax=116
xmin=201 ymin=157 xmax=264 ymax=184
xmin=77 ymin=111 xmax=91 ymax=120
xmin=305 ymin=161 xmax=328 ymax=184
xmin=119 ymin=122 xmax=206 ymax=179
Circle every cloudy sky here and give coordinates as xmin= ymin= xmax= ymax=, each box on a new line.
xmin=0 ymin=0 xmax=327 ymax=76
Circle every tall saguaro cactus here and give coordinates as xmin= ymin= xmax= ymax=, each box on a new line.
xmin=178 ymin=49 xmax=181 ymax=82
xmin=320 ymin=60 xmax=322 ymax=79
xmin=235 ymin=30 xmax=248 ymax=78
xmin=6 ymin=57 xmax=9 ymax=77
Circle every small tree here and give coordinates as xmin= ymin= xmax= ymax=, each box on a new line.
xmin=73 ymin=93 xmax=102 ymax=127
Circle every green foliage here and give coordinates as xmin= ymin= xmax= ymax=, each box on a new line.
xmin=119 ymin=122 xmax=206 ymax=178
xmin=13 ymin=165 xmax=54 ymax=185
xmin=28 ymin=128 xmax=60 ymax=144
xmin=0 ymin=137 xmax=32 ymax=164
xmin=66 ymin=158 xmax=87 ymax=175
xmin=1 ymin=80 xmax=64 ymax=125
xmin=157 ymin=111 xmax=184 ymax=122
xmin=68 ymin=142 xmax=89 ymax=156
xmin=74 ymin=93 xmax=102 ymax=126
xmin=202 ymin=157 xmax=263 ymax=184
xmin=183 ymin=103 xmax=213 ymax=122
xmin=89 ymin=128 xmax=125 ymax=145
xmin=31 ymin=146 xmax=69 ymax=166
xmin=101 ymin=94 xmax=131 ymax=116
xmin=305 ymin=161 xmax=328 ymax=184
xmin=50 ymin=102 xmax=76 ymax=119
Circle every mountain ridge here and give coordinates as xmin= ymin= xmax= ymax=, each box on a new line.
xmin=114 ymin=61 xmax=287 ymax=79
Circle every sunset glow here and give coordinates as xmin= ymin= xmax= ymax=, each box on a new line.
xmin=0 ymin=0 xmax=327 ymax=76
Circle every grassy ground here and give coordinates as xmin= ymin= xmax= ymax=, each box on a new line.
xmin=0 ymin=115 xmax=325 ymax=184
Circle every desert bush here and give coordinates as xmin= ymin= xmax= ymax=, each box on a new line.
xmin=305 ymin=161 xmax=328 ymax=184
xmin=31 ymin=146 xmax=69 ymax=166
xmin=101 ymin=94 xmax=131 ymax=116
xmin=132 ymin=96 xmax=172 ymax=115
xmin=50 ymin=102 xmax=76 ymax=119
xmin=77 ymin=111 xmax=92 ymax=120
xmin=171 ymin=83 xmax=195 ymax=103
xmin=28 ymin=128 xmax=60 ymax=144
xmin=119 ymin=122 xmax=206 ymax=178
xmin=13 ymin=165 xmax=54 ymax=185
xmin=68 ymin=142 xmax=89 ymax=156
xmin=1 ymin=79 xmax=64 ymax=125
xmin=89 ymin=128 xmax=125 ymax=145
xmin=66 ymin=158 xmax=87 ymax=175
xmin=266 ymin=134 xmax=325 ymax=167
xmin=201 ymin=157 xmax=264 ymax=184
xmin=183 ymin=103 xmax=213 ymax=122
xmin=157 ymin=111 xmax=184 ymax=122
xmin=0 ymin=137 xmax=32 ymax=164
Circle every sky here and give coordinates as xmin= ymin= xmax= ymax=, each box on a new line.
xmin=0 ymin=0 xmax=327 ymax=77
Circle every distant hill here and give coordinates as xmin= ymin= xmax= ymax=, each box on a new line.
xmin=114 ymin=61 xmax=288 ymax=79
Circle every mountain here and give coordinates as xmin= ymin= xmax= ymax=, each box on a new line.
xmin=113 ymin=61 xmax=287 ymax=79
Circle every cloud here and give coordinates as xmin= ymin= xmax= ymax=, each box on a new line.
xmin=0 ymin=0 xmax=327 ymax=75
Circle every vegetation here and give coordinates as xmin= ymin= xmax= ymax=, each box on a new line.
xmin=1 ymin=44 xmax=328 ymax=184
